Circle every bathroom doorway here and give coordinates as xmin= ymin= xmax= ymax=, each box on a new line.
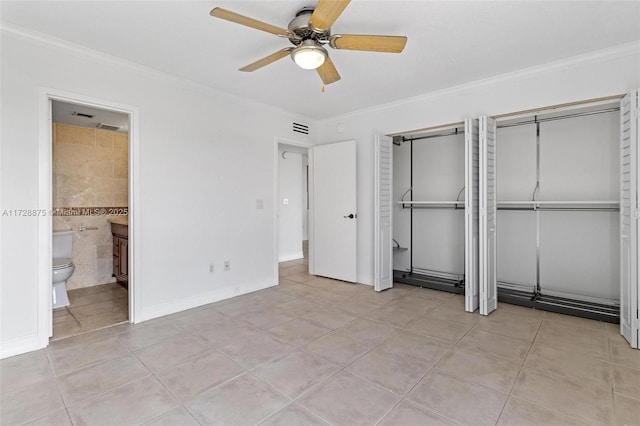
xmin=38 ymin=89 xmax=139 ymax=346
xmin=275 ymin=139 xmax=312 ymax=282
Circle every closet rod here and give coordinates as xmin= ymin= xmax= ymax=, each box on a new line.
xmin=498 ymin=207 xmax=619 ymax=212
xmin=402 ymin=205 xmax=466 ymax=210
xmin=401 ymin=128 xmax=465 ymax=142
xmin=497 ymin=107 xmax=620 ymax=129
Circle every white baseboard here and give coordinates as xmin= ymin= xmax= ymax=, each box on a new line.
xmin=0 ymin=333 xmax=42 ymax=360
xmin=135 ymin=280 xmax=277 ymax=323
xmin=278 ymin=252 xmax=304 ymax=262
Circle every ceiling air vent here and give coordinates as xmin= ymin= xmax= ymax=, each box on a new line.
xmin=96 ymin=123 xmax=121 ymax=131
xmin=292 ymin=122 xmax=309 ymax=135
xmin=72 ymin=111 xmax=94 ymax=118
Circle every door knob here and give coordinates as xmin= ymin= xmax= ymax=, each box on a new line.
xmin=344 ymin=214 xmax=356 ymax=219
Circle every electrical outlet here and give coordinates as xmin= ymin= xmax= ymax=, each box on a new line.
xmin=209 ymin=263 xmax=214 ymax=273
xmin=224 ymin=261 xmax=230 ymax=271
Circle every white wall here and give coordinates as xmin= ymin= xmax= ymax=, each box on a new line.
xmin=0 ymin=28 xmax=314 ymax=357
xmin=317 ymin=42 xmax=640 ymax=286
xmin=278 ymin=150 xmax=303 ymax=261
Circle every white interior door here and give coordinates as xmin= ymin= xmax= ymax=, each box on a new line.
xmin=620 ymin=90 xmax=639 ymax=348
xmin=480 ymin=116 xmax=498 ymax=315
xmin=313 ymin=140 xmax=357 ymax=282
xmin=465 ymin=118 xmax=480 ymax=312
xmin=375 ymin=134 xmax=393 ymax=291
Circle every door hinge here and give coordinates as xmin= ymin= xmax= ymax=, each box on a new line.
xmin=634 ymin=209 xmax=640 ymax=220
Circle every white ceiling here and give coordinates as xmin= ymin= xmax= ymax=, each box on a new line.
xmin=2 ymin=1 xmax=639 ymax=120
xmin=52 ymin=101 xmax=130 ymax=132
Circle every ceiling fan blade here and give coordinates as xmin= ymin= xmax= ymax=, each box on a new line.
xmin=239 ymin=48 xmax=293 ymax=72
xmin=330 ymin=34 xmax=407 ymax=53
xmin=316 ymin=56 xmax=341 ymax=85
xmin=309 ymin=0 xmax=351 ymax=32
xmin=210 ymin=7 xmax=289 ymax=37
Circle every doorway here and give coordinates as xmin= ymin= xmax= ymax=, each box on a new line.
xmin=276 ymin=140 xmax=311 ymax=280
xmin=38 ymin=89 xmax=139 ymax=347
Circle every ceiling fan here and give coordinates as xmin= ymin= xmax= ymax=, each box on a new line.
xmin=210 ymin=0 xmax=408 ymax=85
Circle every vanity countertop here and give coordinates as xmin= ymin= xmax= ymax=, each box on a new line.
xmin=107 ymin=216 xmax=128 ymax=226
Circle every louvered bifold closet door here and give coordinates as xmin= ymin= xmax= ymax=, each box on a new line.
xmin=375 ymin=134 xmax=393 ymax=291
xmin=465 ymin=118 xmax=480 ymax=312
xmin=620 ymin=91 xmax=639 ymax=348
xmin=480 ymin=116 xmax=498 ymax=315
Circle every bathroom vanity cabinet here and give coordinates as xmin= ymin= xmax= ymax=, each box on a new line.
xmin=110 ymin=222 xmax=128 ymax=289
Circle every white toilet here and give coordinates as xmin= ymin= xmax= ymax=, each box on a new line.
xmin=52 ymin=230 xmax=75 ymax=308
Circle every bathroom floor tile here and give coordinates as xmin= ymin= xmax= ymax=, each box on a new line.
xmin=68 ymin=291 xmax=113 ymax=308
xmin=69 ymin=300 xmax=124 ymax=320
xmin=57 ymin=283 xmax=130 ymax=338
xmin=52 ymin=319 xmax=83 ymax=340
xmin=78 ymin=308 xmax=128 ymax=331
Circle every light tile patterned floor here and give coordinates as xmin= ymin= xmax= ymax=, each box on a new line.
xmin=2 ymin=257 xmax=639 ymax=425
xmin=52 ymin=282 xmax=129 ymax=340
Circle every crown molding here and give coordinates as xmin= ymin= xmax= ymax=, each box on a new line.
xmin=0 ymin=21 xmax=318 ymax=126
xmin=317 ymin=40 xmax=640 ymax=123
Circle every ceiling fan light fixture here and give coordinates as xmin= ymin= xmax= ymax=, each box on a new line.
xmin=291 ymin=40 xmax=327 ymax=70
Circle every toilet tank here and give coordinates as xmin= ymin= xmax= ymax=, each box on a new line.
xmin=52 ymin=230 xmax=74 ymax=259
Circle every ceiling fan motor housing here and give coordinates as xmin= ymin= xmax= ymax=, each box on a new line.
xmin=287 ymin=8 xmax=330 ymax=46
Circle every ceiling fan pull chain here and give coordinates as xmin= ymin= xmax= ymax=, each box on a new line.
xmin=321 ymin=85 xmax=325 ymax=93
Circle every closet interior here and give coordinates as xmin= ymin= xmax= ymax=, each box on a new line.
xmin=392 ymin=123 xmax=468 ymax=293
xmin=493 ymin=101 xmax=621 ymax=322
xmin=391 ymin=100 xmax=623 ymax=323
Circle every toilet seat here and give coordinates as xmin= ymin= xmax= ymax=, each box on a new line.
xmin=53 ymin=258 xmax=73 ymax=270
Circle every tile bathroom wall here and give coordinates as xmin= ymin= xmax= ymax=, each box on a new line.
xmin=52 ymin=123 xmax=128 ymax=289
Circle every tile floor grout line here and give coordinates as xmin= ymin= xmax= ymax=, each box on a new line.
xmin=489 ymin=310 xmax=543 ymax=425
